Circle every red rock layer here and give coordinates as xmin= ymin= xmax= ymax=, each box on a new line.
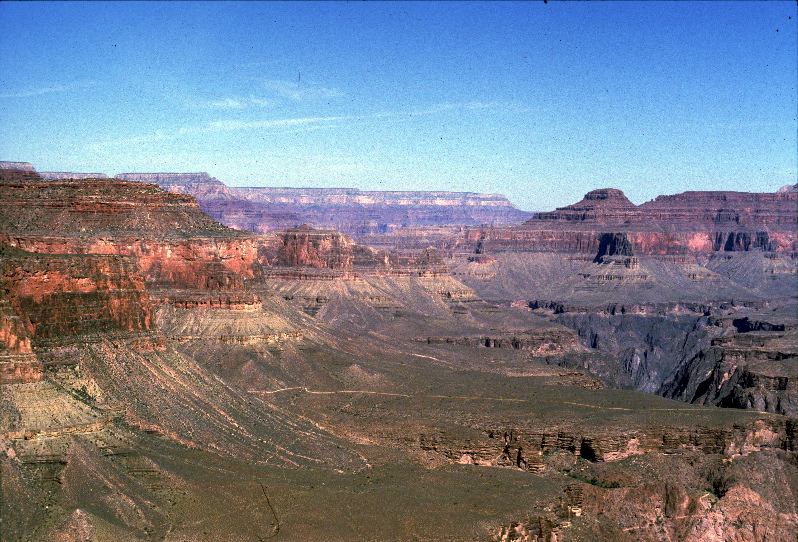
xmin=473 ymin=188 xmax=798 ymax=255
xmin=0 ymin=168 xmax=263 ymax=290
xmin=0 ymin=246 xmax=155 ymax=384
xmin=0 ymin=235 xmax=263 ymax=290
xmin=259 ymin=226 xmax=451 ymax=278
xmin=638 ymin=191 xmax=798 ymax=229
xmin=1 ymin=252 xmax=152 ymax=339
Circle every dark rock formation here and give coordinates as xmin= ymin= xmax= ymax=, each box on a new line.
xmin=594 ymin=232 xmax=634 ymax=263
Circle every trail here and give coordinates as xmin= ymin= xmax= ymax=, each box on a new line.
xmin=249 ymin=387 xmax=749 ymax=413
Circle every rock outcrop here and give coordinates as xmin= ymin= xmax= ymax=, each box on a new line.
xmin=533 ymin=188 xmax=639 ymax=224
xmin=259 ymin=225 xmax=451 ymax=278
xmin=0 ymin=161 xmax=36 ymax=171
xmin=1 ymin=250 xmax=151 ymax=339
xmin=445 ymin=187 xmax=797 ymax=257
xmin=114 ymin=172 xmax=236 ymax=200
xmin=0 ymin=168 xmax=263 ymax=290
xmin=0 ymin=244 xmax=152 ymax=383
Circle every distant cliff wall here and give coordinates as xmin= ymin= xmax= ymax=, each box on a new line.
xmin=467 ymin=188 xmax=798 ymax=256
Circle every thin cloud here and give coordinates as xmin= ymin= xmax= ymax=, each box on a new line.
xmin=86 ymin=101 xmax=527 ymax=151
xmin=208 ymin=98 xmax=246 ymax=109
xmin=204 ymin=96 xmax=271 ymax=109
xmin=262 ymin=79 xmax=343 ymax=101
xmin=87 ymin=115 xmax=353 ymax=151
xmin=0 ymin=80 xmax=96 ymax=99
xmin=208 ymin=115 xmax=351 ymax=132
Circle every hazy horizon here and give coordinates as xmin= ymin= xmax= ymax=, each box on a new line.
xmin=1 ymin=1 xmax=795 ymax=211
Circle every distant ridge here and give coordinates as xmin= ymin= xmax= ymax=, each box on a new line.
xmin=40 ymin=172 xmax=109 ymax=179
xmin=0 ymin=161 xmax=36 ymax=171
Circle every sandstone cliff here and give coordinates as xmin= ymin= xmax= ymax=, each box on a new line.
xmin=0 ymin=244 xmax=152 ymax=383
xmin=469 ymin=187 xmax=798 ymax=256
xmin=0 ymin=167 xmax=263 ymax=290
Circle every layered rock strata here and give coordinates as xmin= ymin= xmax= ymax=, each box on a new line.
xmin=465 ymin=187 xmax=797 ymax=256
xmin=0 ymin=244 xmax=152 ymax=384
xmin=40 ymin=172 xmax=109 ymax=179
xmin=115 ymin=172 xmax=533 ymax=235
xmin=0 ymin=168 xmax=262 ymax=290
xmin=260 ymin=225 xmax=451 ymax=278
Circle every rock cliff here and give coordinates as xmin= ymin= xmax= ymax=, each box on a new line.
xmin=114 ymin=172 xmax=236 ymax=200
xmin=0 ymin=244 xmax=152 ymax=383
xmin=0 ymin=168 xmax=263 ymax=290
xmin=2 ymin=160 xmax=797 ymax=541
xmin=533 ymin=188 xmax=640 ymax=224
xmin=259 ymin=225 xmax=451 ymax=278
xmin=0 ymin=161 xmax=36 ymax=171
xmin=40 ymin=172 xmax=109 ymax=179
xmin=467 ymin=187 xmax=798 ymax=256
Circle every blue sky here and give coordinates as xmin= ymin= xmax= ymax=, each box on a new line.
xmin=0 ymin=1 xmax=795 ymax=211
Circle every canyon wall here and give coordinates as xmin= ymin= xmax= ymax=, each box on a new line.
xmin=0 ymin=168 xmax=263 ymax=290
xmin=114 ymin=172 xmax=533 ymax=235
xmin=0 ymin=244 xmax=153 ymax=383
xmin=469 ymin=187 xmax=798 ymax=256
xmin=40 ymin=172 xmax=109 ymax=179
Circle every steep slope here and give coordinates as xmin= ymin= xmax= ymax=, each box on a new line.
xmin=448 ymin=187 xmax=797 ymax=418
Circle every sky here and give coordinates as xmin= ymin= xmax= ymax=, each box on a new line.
xmin=0 ymin=1 xmax=795 ymax=211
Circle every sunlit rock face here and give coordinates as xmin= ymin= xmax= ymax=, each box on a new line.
xmin=0 ymin=244 xmax=153 ymax=383
xmin=457 ymin=187 xmax=798 ymax=256
xmin=0 ymin=168 xmax=263 ymax=290
xmin=40 ymin=172 xmax=109 ymax=179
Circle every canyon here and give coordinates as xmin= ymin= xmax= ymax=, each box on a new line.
xmin=1 ymin=161 xmax=796 ymax=541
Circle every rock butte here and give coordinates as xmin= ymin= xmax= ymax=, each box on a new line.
xmin=1 ymin=161 xmax=796 ymax=541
